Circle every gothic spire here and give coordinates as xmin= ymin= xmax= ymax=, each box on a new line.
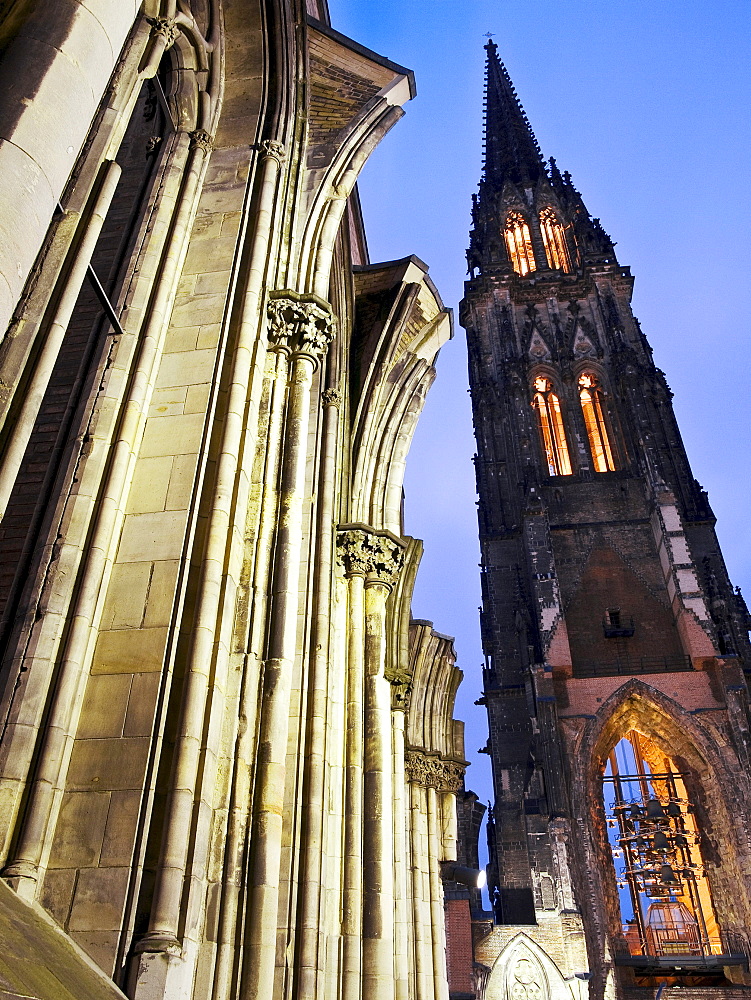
xmin=483 ymin=39 xmax=544 ymax=188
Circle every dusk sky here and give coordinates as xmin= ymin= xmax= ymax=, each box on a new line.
xmin=328 ymin=1 xmax=751 ymax=821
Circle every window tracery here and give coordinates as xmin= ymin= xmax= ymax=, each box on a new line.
xmin=532 ymin=376 xmax=572 ymax=476
xmin=505 ymin=212 xmax=536 ymax=275
xmin=539 ymin=207 xmax=571 ymax=272
xmin=602 ymin=731 xmax=723 ymax=964
xmin=579 ymin=372 xmax=616 ymax=471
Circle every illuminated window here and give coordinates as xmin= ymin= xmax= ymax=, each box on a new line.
xmin=539 ymin=207 xmax=571 ymax=272
xmin=603 ymin=731 xmax=722 ymax=963
xmin=579 ymin=372 xmax=616 ymax=472
xmin=504 ymin=212 xmax=536 ymax=275
xmin=532 ymin=376 xmax=572 ymax=476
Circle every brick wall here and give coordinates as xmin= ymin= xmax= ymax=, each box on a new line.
xmin=445 ymin=898 xmax=475 ymax=998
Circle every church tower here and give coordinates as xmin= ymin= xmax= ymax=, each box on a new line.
xmin=461 ymin=41 xmax=751 ymax=999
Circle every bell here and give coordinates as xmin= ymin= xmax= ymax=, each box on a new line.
xmin=629 ymin=803 xmax=643 ymax=820
xmin=659 ymin=863 xmax=680 ymax=885
xmin=666 ymin=801 xmax=682 ymax=818
xmin=675 ymin=835 xmax=688 ymax=848
xmin=652 ymin=831 xmax=670 ymax=851
xmin=646 ymin=798 xmax=666 ymax=820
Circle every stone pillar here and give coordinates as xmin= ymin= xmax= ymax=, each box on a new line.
xmin=337 ymin=527 xmax=405 ymax=1000
xmin=405 ymin=751 xmax=463 ymax=1000
xmin=338 ymin=530 xmax=368 ymax=1000
xmin=390 ymin=674 xmax=411 ymax=1000
xmin=362 ymin=534 xmax=404 ymax=1000
xmin=3 ymin=126 xmax=213 ymax=904
xmin=241 ymin=291 xmax=334 ymax=1000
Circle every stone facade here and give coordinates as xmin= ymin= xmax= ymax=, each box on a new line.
xmin=0 ymin=4 xmax=464 ymax=999
xmin=461 ymin=41 xmax=751 ymax=1000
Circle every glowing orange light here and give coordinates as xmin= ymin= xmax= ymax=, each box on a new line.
xmin=539 ymin=207 xmax=572 ymax=272
xmin=532 ymin=377 xmax=572 ymax=476
xmin=505 ymin=212 xmax=536 ymax=276
xmin=578 ymin=372 xmax=616 ymax=472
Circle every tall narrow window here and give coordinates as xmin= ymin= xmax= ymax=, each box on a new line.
xmin=603 ymin=732 xmax=723 ymax=965
xmin=532 ymin=376 xmax=572 ymax=476
xmin=579 ymin=372 xmax=616 ymax=471
xmin=505 ymin=212 xmax=536 ymax=275
xmin=539 ymin=207 xmax=571 ymax=272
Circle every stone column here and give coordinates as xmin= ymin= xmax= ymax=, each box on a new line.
xmin=362 ymin=533 xmax=404 ymax=1000
xmin=405 ymin=751 xmax=463 ymax=1000
xmin=3 ymin=126 xmax=213 ymax=902
xmin=338 ymin=529 xmax=370 ymax=1000
xmin=337 ymin=527 xmax=405 ymax=1000
xmin=296 ymin=382 xmax=342 ymax=999
xmin=407 ymin=765 xmax=431 ymax=1000
xmin=242 ymin=291 xmax=334 ymax=1000
xmin=390 ymin=676 xmax=411 ymax=1000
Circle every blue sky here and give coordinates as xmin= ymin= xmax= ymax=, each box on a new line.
xmin=328 ymin=1 xmax=751 ymax=817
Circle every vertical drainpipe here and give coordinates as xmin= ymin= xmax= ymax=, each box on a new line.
xmin=241 ymin=291 xmax=334 ymax=1000
xmin=0 ymin=160 xmax=122 ymax=520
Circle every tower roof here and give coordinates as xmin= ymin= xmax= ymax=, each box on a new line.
xmin=483 ymin=40 xmax=544 ymax=188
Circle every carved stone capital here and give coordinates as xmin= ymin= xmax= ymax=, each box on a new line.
xmin=336 ymin=525 xmax=405 ymax=586
xmin=267 ymin=292 xmax=335 ymax=363
xmin=146 ymin=16 xmax=181 ymax=49
xmin=189 ymin=129 xmax=214 ymax=154
xmin=260 ymin=139 xmax=286 ymax=164
xmin=386 ymin=664 xmax=412 ymax=711
xmin=322 ymin=387 xmax=342 ymax=408
xmin=404 ymin=750 xmax=465 ymax=791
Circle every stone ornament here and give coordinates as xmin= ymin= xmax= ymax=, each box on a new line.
xmin=267 ymin=292 xmax=335 ymax=362
xmin=336 ymin=527 xmax=405 ymax=586
xmin=260 ymin=139 xmax=286 ymax=164
xmin=189 ymin=129 xmax=214 ymax=154
xmin=404 ymin=749 xmax=465 ymax=791
xmin=146 ymin=16 xmax=181 ymax=49
xmin=385 ymin=665 xmax=412 ymax=710
xmin=509 ymin=957 xmax=546 ymax=1000
xmin=322 ymin=387 xmax=342 ymax=408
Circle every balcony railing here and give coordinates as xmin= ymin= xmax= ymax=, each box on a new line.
xmin=574 ymin=655 xmax=693 ymax=678
xmin=614 ymin=928 xmax=749 ymax=973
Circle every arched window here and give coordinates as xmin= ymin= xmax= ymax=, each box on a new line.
xmin=539 ymin=207 xmax=571 ymax=272
xmin=579 ymin=372 xmax=616 ymax=471
xmin=504 ymin=212 xmax=536 ymax=275
xmin=603 ymin=732 xmax=722 ymax=962
xmin=532 ymin=376 xmax=572 ymax=476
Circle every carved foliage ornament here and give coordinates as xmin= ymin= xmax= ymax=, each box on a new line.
xmin=267 ymin=293 xmax=335 ymax=362
xmin=146 ymin=16 xmax=181 ymax=48
xmin=260 ymin=139 xmax=286 ymax=164
xmin=189 ymin=129 xmax=214 ymax=154
xmin=404 ymin=750 xmax=465 ymax=791
xmin=336 ymin=528 xmax=405 ymax=586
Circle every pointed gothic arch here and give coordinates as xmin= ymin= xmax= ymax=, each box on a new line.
xmin=484 ymin=933 xmax=576 ymax=1000
xmin=576 ymin=369 xmax=617 ymax=471
xmin=505 ymin=211 xmax=536 ymax=275
xmin=539 ymin=207 xmax=571 ymax=272
xmin=569 ymin=681 xmax=751 ymax=967
xmin=530 ymin=371 xmax=572 ymax=476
